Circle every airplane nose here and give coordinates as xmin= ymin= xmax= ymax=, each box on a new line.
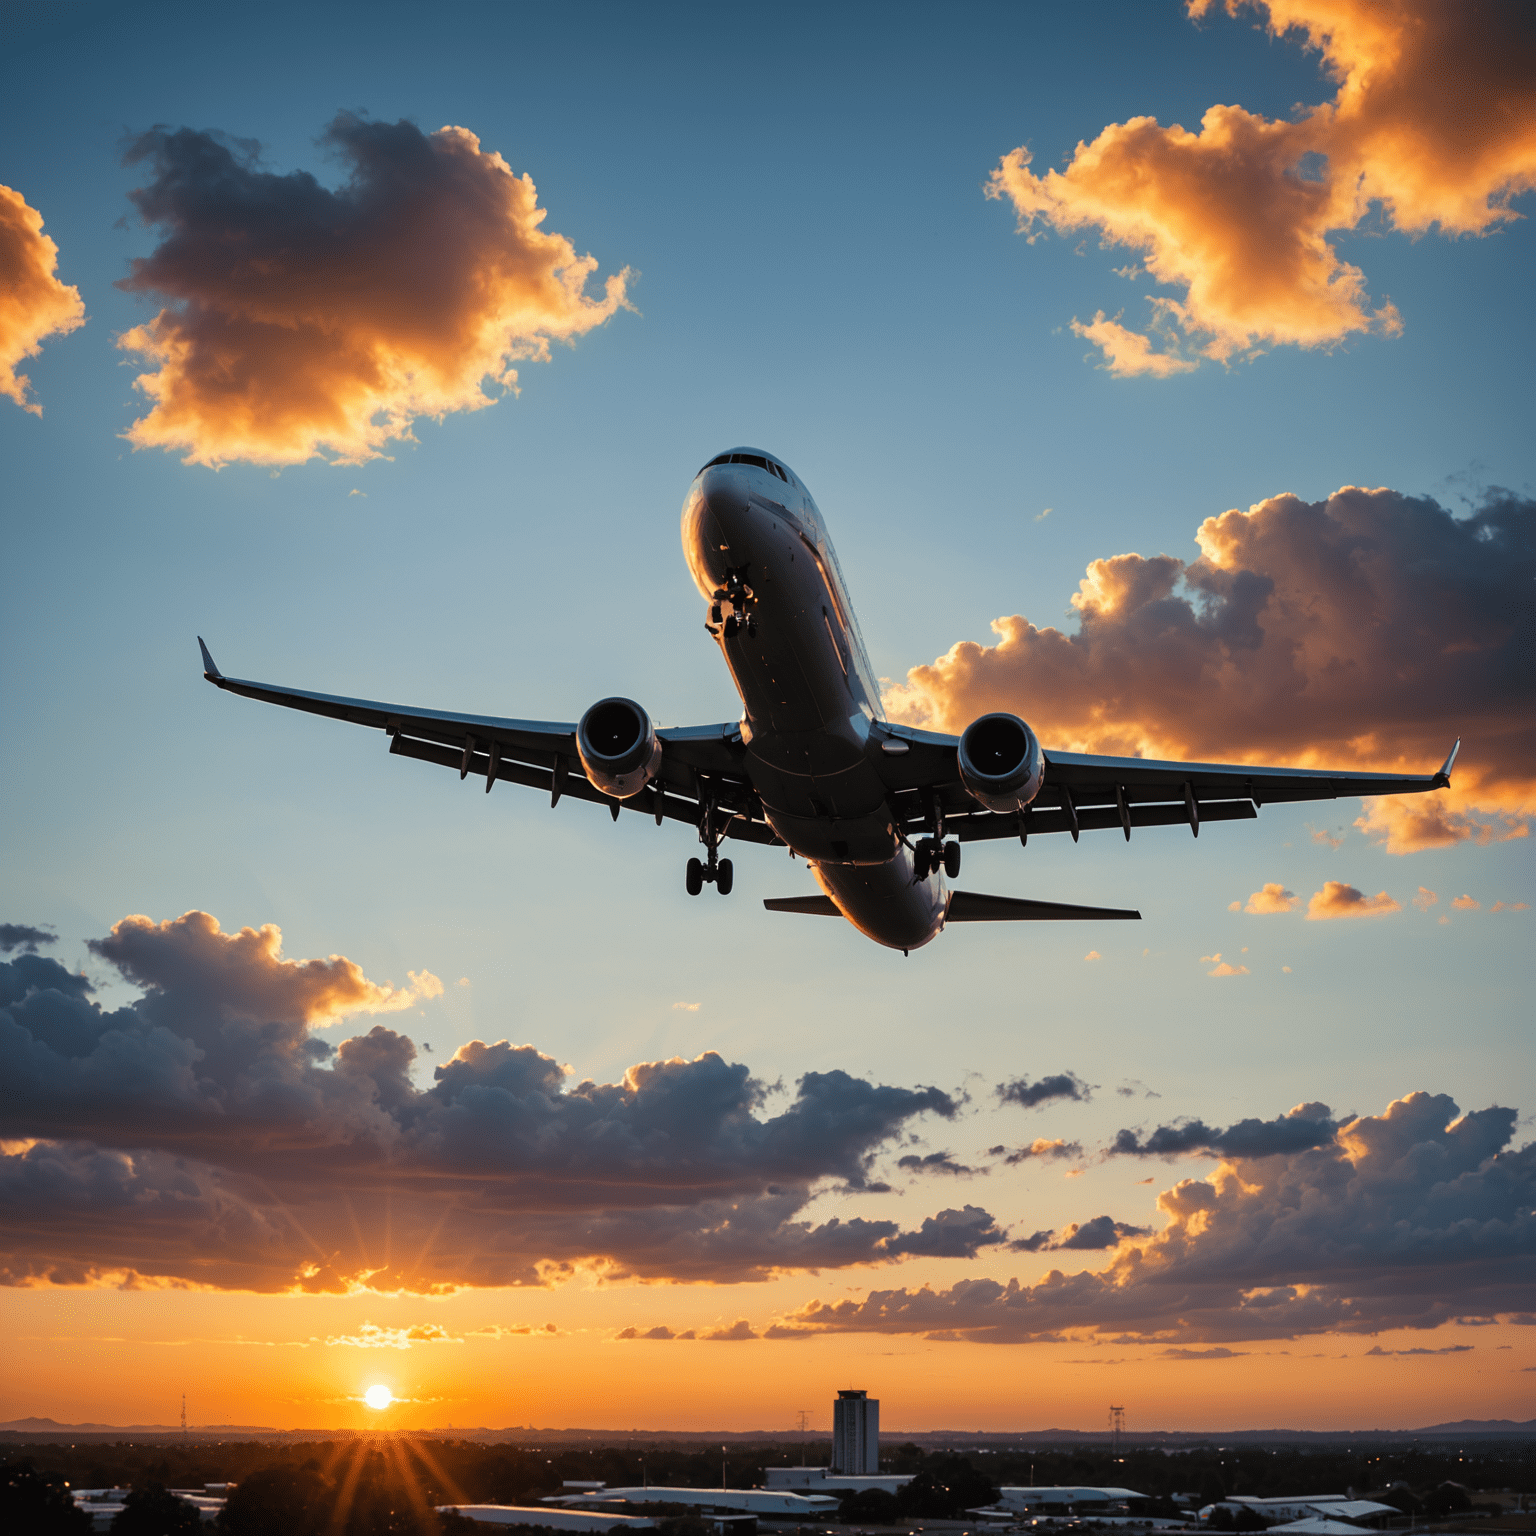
xmin=699 ymin=465 xmax=749 ymax=547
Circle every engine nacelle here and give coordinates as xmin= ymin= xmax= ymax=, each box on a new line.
xmin=958 ymin=712 xmax=1044 ymax=814
xmin=577 ymin=697 xmax=663 ymax=799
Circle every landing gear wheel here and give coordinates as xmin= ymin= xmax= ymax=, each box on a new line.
xmin=686 ymin=857 xmax=704 ymax=896
xmin=943 ymin=840 xmax=961 ymax=878
xmin=710 ymin=603 xmax=723 ymax=625
xmin=716 ymin=858 xmax=733 ymax=895
xmin=913 ymin=838 xmax=933 ymax=879
xmin=746 ymin=621 xmax=758 ymax=639
xmin=723 ymin=615 xmax=740 ymax=638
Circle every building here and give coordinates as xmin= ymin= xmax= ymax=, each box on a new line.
xmin=764 ymin=1468 xmax=912 ymax=1498
xmin=831 ymin=1388 xmax=879 ymax=1475
xmin=441 ymin=1509 xmax=657 ymax=1532
xmin=1198 ymin=1499 xmax=1399 ymax=1529
xmin=970 ymin=1486 xmax=1150 ymax=1521
xmin=548 ymin=1485 xmax=841 ymax=1524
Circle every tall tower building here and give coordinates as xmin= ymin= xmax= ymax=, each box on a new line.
xmin=832 ymin=1389 xmax=879 ymax=1474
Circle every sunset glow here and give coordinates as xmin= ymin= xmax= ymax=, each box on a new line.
xmin=364 ymin=1385 xmax=394 ymax=1411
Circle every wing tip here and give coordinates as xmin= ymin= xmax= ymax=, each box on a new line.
xmin=197 ymin=636 xmax=223 ymax=680
xmin=1435 ymin=737 xmax=1460 ymax=785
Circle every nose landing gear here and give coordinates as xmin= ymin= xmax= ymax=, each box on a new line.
xmin=711 ymin=568 xmax=758 ymax=640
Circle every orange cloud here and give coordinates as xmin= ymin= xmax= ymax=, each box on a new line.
xmin=0 ymin=185 xmax=85 ymax=414
xmin=1413 ymin=887 xmax=1439 ymax=911
xmin=1240 ymin=883 xmax=1298 ymax=914
xmin=883 ymin=485 xmax=1534 ymax=851
xmin=987 ymin=0 xmax=1536 ymax=373
xmin=116 ymin=114 xmax=630 ymax=467
xmin=324 ymin=1322 xmax=459 ymax=1349
xmin=1307 ymin=881 xmax=1401 ymax=920
xmin=1490 ymin=901 xmax=1530 ymax=913
xmin=1200 ymin=953 xmax=1250 ymax=976
xmin=1451 ymin=894 xmax=1481 ymax=911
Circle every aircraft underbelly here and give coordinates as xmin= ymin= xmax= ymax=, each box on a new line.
xmin=816 ymin=851 xmax=947 ymax=951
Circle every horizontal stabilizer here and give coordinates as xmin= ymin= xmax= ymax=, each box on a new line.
xmin=946 ymin=890 xmax=1141 ymax=922
xmin=763 ymin=895 xmax=842 ymax=917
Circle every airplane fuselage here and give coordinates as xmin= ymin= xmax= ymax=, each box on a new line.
xmin=681 ymin=450 xmax=948 ymax=950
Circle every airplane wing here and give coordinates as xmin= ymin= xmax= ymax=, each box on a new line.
xmin=763 ymin=891 xmax=1141 ymax=920
xmin=196 ymin=640 xmax=778 ymax=846
xmin=875 ymin=719 xmax=1459 ymax=844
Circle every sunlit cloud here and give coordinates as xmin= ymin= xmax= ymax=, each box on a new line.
xmin=1490 ymin=901 xmax=1530 ymax=913
xmin=325 ymin=1322 xmax=460 ymax=1349
xmin=884 ymin=486 xmax=1534 ymax=851
xmin=1307 ymin=881 xmax=1401 ymax=920
xmin=0 ymin=185 xmax=85 ymax=414
xmin=987 ymin=0 xmax=1536 ymax=374
xmin=115 ymin=113 xmax=631 ymax=467
xmin=989 ymin=1137 xmax=1083 ymax=1165
xmin=1451 ymin=893 xmax=1481 ymax=911
xmin=1205 ymin=957 xmax=1250 ymax=976
xmin=1234 ymin=883 xmax=1298 ymax=914
xmin=1413 ymin=887 xmax=1439 ymax=912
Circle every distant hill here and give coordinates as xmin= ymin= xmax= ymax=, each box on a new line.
xmin=3 ymin=1416 xmax=1531 ymax=1445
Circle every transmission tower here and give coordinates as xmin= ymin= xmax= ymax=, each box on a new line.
xmin=181 ymin=1393 xmax=188 ymax=1437
xmin=1108 ymin=1405 xmax=1125 ymax=1458
xmin=796 ymin=1409 xmax=812 ymax=1434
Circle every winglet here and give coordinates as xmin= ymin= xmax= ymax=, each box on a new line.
xmin=1435 ymin=737 xmax=1461 ymax=785
xmin=197 ymin=636 xmax=223 ymax=680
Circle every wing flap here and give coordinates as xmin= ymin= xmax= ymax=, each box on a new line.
xmin=946 ymin=890 xmax=1141 ymax=921
xmin=950 ymin=796 xmax=1257 ymax=843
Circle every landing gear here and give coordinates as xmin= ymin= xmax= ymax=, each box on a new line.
xmin=686 ymin=798 xmax=733 ymax=894
xmin=914 ymin=837 xmax=961 ymax=880
xmin=711 ymin=569 xmax=757 ymax=640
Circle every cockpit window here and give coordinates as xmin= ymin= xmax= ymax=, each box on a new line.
xmin=697 ymin=451 xmax=789 ymax=479
xmin=732 ymin=453 xmax=768 ymax=470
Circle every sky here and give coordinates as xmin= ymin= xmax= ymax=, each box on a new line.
xmin=1 ymin=0 xmax=1533 ymax=1437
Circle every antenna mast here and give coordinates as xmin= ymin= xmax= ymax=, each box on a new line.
xmin=1108 ymin=1405 xmax=1125 ymax=1458
xmin=181 ymin=1393 xmax=188 ymax=1437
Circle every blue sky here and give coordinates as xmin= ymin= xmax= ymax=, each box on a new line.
xmin=1 ymin=0 xmax=1532 ymax=1429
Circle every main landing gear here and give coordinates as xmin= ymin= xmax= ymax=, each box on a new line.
xmin=686 ymin=796 xmax=733 ymax=895
xmin=914 ymin=837 xmax=961 ymax=880
xmin=709 ymin=569 xmax=758 ymax=640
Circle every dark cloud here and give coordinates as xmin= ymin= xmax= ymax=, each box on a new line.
xmin=0 ymin=924 xmax=56 ymax=954
xmin=115 ymin=115 xmax=629 ymax=467
xmin=996 ymin=1073 xmax=1091 ymax=1110
xmin=782 ymin=1092 xmax=1535 ymax=1343
xmin=1009 ymin=1230 xmax=1055 ymax=1253
xmin=990 ymin=1137 xmax=1083 ymax=1164
xmin=882 ymin=1205 xmax=1009 ymax=1260
xmin=886 ymin=487 xmax=1535 ymax=852
xmin=1110 ymin=1102 xmax=1338 ymax=1159
xmin=1364 ymin=1344 xmax=1474 ymax=1357
xmin=0 ymin=912 xmax=986 ymax=1291
xmin=1053 ymin=1216 xmax=1152 ymax=1250
xmin=1162 ymin=1347 xmax=1246 ymax=1360
xmin=616 ymin=1326 xmax=679 ymax=1341
xmin=897 ymin=1151 xmax=982 ymax=1177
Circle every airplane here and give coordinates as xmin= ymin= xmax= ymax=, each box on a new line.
xmin=197 ymin=446 xmax=1459 ymax=954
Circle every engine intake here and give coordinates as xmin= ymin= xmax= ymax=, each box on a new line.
xmin=958 ymin=712 xmax=1044 ymax=814
xmin=577 ymin=697 xmax=663 ymax=799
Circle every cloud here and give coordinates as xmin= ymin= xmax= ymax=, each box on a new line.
xmin=1491 ymin=901 xmax=1530 ymax=913
xmin=1414 ymin=887 xmax=1439 ymax=912
xmin=1307 ymin=882 xmax=1401 ymax=920
xmin=700 ymin=1319 xmax=757 ymax=1341
xmin=0 ymin=925 xmax=56 ymax=955
xmin=1202 ymin=954 xmax=1251 ymax=976
xmin=897 ymin=1151 xmax=982 ymax=1177
xmin=997 ymin=1072 xmax=1091 ymax=1109
xmin=0 ymin=186 xmax=85 ymax=414
xmin=324 ymin=1321 xmax=459 ymax=1349
xmin=1364 ymin=1343 xmax=1474 ymax=1357
xmin=0 ymin=913 xmax=987 ymax=1291
xmin=1084 ymin=950 xmax=1102 ymax=962
xmin=1311 ymin=827 xmax=1344 ymax=849
xmin=672 ymin=1002 xmax=701 ymax=1012
xmin=1110 ymin=1101 xmax=1338 ymax=1159
xmin=1053 ymin=1216 xmax=1152 ymax=1251
xmin=114 ymin=114 xmax=630 ymax=467
xmin=1162 ymin=1346 xmax=1246 ymax=1360
xmin=1239 ymin=884 xmax=1298 ymax=914
xmin=990 ymin=1138 xmax=1083 ymax=1165
xmin=987 ymin=0 xmax=1536 ymax=373
xmin=781 ymin=1090 xmax=1534 ymax=1344
xmin=616 ymin=1325 xmax=681 ymax=1341
xmin=1451 ymin=894 xmax=1481 ymax=911
xmin=885 ymin=485 xmax=1534 ymax=851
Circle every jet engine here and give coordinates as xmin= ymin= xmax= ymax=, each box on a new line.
xmin=577 ymin=697 xmax=664 ymax=799
xmin=957 ymin=712 xmax=1044 ymax=814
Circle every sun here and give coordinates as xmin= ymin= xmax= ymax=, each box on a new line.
xmin=363 ymin=1384 xmax=393 ymax=1410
